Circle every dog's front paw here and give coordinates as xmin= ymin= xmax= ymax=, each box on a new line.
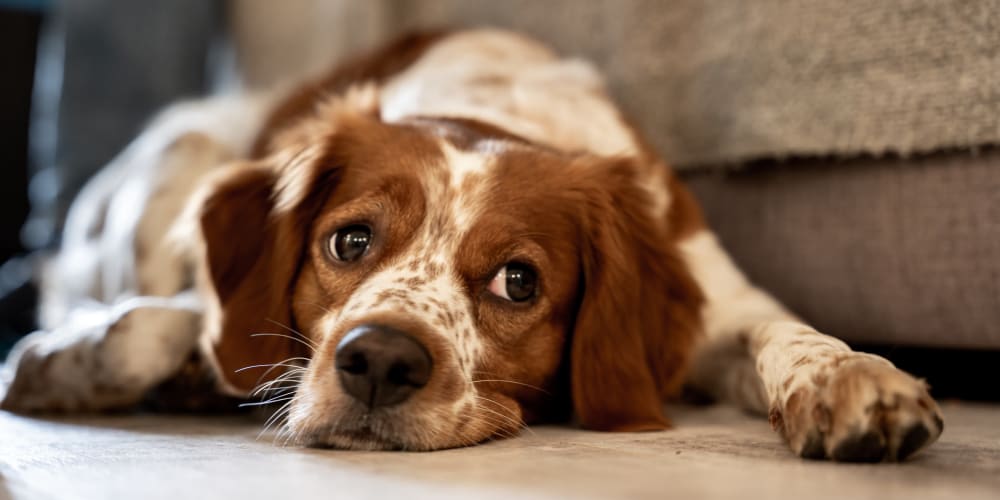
xmin=1 ymin=321 xmax=147 ymax=413
xmin=2 ymin=330 xmax=80 ymax=412
xmin=0 ymin=328 xmax=119 ymax=413
xmin=772 ymin=355 xmax=943 ymax=462
xmin=2 ymin=303 xmax=202 ymax=413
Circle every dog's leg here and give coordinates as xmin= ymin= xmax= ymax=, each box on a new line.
xmin=1 ymin=98 xmax=262 ymax=413
xmin=681 ymin=230 xmax=943 ymax=462
xmin=1 ymin=293 xmax=202 ymax=412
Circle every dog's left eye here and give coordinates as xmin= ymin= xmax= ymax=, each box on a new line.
xmin=329 ymin=225 xmax=372 ymax=262
xmin=487 ymin=263 xmax=537 ymax=302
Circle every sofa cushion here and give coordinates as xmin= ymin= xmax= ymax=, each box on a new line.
xmin=683 ymin=149 xmax=1000 ymax=349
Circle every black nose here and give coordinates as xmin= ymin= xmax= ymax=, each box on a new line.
xmin=334 ymin=324 xmax=433 ymax=409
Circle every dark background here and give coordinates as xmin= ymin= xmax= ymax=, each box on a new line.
xmin=0 ymin=6 xmax=42 ymax=353
xmin=0 ymin=7 xmax=37 ymax=265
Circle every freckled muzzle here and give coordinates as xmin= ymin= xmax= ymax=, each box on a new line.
xmin=334 ymin=324 xmax=434 ymax=409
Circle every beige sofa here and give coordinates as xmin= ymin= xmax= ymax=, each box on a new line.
xmin=229 ymin=0 xmax=1000 ymax=349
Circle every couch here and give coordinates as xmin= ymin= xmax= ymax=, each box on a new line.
xmin=229 ymin=0 xmax=1000 ymax=350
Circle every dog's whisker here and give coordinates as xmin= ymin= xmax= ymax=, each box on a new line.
xmin=476 ymin=395 xmax=534 ymax=436
xmin=262 ymin=319 xmax=317 ymax=349
xmin=280 ymin=425 xmax=300 ymax=447
xmin=475 ymin=409 xmax=525 ymax=437
xmin=254 ymin=386 xmax=300 ymax=401
xmin=471 ymin=378 xmax=550 ymax=394
xmin=240 ymin=395 xmax=295 ymax=408
xmin=251 ymin=381 xmax=302 ymax=401
xmin=473 ymin=414 xmax=520 ymax=441
xmin=260 ymin=401 xmax=295 ymax=439
xmin=295 ymin=300 xmax=337 ymax=316
xmin=247 ymin=359 xmax=308 ymax=392
xmin=252 ymin=381 xmax=301 ymax=398
xmin=251 ymin=363 xmax=306 ymax=383
xmin=251 ymin=370 xmax=306 ymax=395
xmin=260 ymin=417 xmax=286 ymax=442
xmin=236 ymin=362 xmax=308 ymax=374
xmin=474 ymin=395 xmax=533 ymax=436
xmin=250 ymin=332 xmax=317 ymax=352
xmin=263 ymin=404 xmax=291 ymax=431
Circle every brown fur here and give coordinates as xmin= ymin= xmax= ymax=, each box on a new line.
xmin=197 ymin=32 xmax=705 ymax=440
xmin=567 ymin=159 xmax=704 ymax=431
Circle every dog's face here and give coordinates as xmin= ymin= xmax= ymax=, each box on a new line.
xmin=195 ymin=91 xmax=703 ymax=450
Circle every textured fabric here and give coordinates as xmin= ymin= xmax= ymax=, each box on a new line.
xmin=229 ymin=0 xmax=390 ymax=89
xmin=683 ymin=150 xmax=1000 ymax=349
xmin=232 ymin=0 xmax=1000 ymax=169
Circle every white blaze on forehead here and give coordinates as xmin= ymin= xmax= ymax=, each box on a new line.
xmin=440 ymin=142 xmax=495 ymax=234
xmin=445 ymin=142 xmax=491 ymax=188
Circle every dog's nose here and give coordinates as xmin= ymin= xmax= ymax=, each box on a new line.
xmin=334 ymin=324 xmax=433 ymax=409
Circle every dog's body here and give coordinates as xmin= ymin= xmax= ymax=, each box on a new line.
xmin=0 ymin=30 xmax=942 ymax=461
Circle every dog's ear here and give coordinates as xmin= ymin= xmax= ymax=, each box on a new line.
xmin=194 ymin=163 xmax=302 ymax=395
xmin=570 ymin=159 xmax=704 ymax=431
xmin=193 ymin=87 xmax=378 ymax=395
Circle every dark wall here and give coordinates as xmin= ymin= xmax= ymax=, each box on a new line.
xmin=0 ymin=8 xmax=40 ymax=263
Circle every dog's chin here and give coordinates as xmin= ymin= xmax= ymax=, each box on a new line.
xmin=287 ymin=408 xmax=447 ymax=451
xmin=289 ymin=414 xmax=507 ymax=451
xmin=295 ymin=424 xmax=462 ymax=451
xmin=304 ymin=427 xmax=408 ymax=451
xmin=283 ymin=394 xmax=524 ymax=451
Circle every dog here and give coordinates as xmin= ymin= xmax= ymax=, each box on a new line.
xmin=0 ymin=29 xmax=942 ymax=460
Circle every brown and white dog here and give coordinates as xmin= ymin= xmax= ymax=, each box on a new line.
xmin=0 ymin=30 xmax=942 ymax=461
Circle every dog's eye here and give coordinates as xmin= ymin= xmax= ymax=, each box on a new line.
xmin=329 ymin=225 xmax=372 ymax=262
xmin=488 ymin=262 xmax=537 ymax=302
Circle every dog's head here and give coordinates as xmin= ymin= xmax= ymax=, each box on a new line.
xmin=194 ymin=88 xmax=704 ymax=450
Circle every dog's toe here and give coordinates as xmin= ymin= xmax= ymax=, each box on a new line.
xmin=831 ymin=430 xmax=886 ymax=463
xmin=895 ymin=423 xmax=933 ymax=462
xmin=798 ymin=431 xmax=827 ymax=460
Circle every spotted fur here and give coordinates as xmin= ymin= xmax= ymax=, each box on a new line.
xmin=1 ymin=29 xmax=942 ymax=460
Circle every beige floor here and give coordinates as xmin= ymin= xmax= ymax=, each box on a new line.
xmin=1 ymin=402 xmax=998 ymax=500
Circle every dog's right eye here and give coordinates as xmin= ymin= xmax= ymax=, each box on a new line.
xmin=487 ymin=262 xmax=538 ymax=302
xmin=329 ymin=225 xmax=372 ymax=262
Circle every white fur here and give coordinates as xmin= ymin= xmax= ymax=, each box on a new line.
xmin=1 ymin=293 xmax=202 ymax=411
xmin=381 ymin=29 xmax=639 ymax=158
xmin=681 ymin=229 xmax=942 ymax=459
xmin=381 ymin=29 xmax=673 ymax=224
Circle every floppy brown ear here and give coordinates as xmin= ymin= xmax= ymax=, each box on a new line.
xmin=195 ymin=163 xmax=305 ymax=394
xmin=571 ymin=160 xmax=704 ymax=431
